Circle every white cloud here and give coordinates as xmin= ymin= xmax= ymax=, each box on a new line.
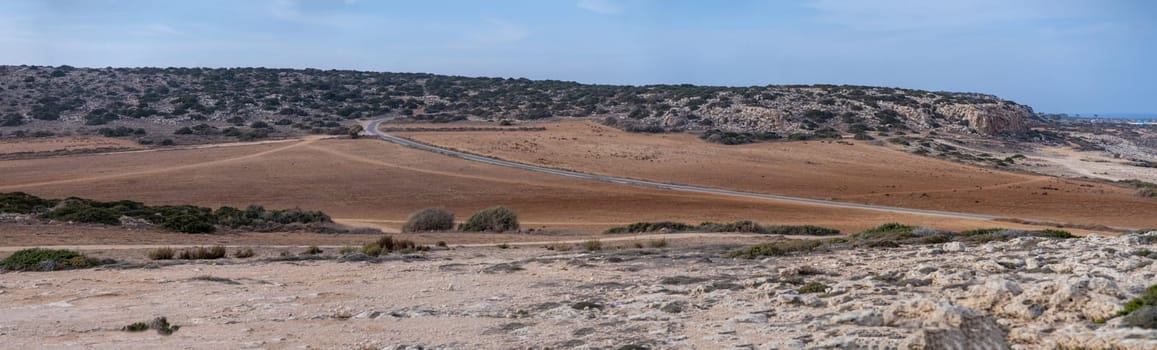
xmin=577 ymin=0 xmax=622 ymax=15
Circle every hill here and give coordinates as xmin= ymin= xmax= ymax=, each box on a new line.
xmin=0 ymin=65 xmax=1036 ymax=143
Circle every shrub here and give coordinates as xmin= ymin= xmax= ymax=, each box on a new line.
xmin=582 ymin=240 xmax=603 ymax=251
xmin=0 ymin=192 xmax=59 ymax=213
xmin=726 ymin=240 xmax=822 ymax=259
xmin=798 ymin=281 xmax=830 ymax=294
xmin=338 ymin=246 xmax=357 ymax=254
xmin=177 ymin=246 xmax=226 ymax=260
xmin=1120 ymin=284 xmax=1157 ymax=316
xmin=161 ymin=214 xmax=215 ymax=233
xmin=648 ymin=239 xmax=668 ymax=248
xmin=362 ymin=235 xmax=422 ymax=256
xmin=460 ymin=206 xmax=519 ymax=232
xmin=233 ymin=248 xmax=255 ymax=258
xmin=1037 ymin=229 xmax=1076 ymax=239
xmin=43 ymin=205 xmax=122 ymax=226
xmin=1 ymin=248 xmax=91 ymax=271
xmin=123 ymin=317 xmax=180 ymax=335
xmin=765 ymin=225 xmax=841 ymax=236
xmin=302 ymin=246 xmax=322 ymax=255
xmin=605 ymin=221 xmax=693 ymax=234
xmin=148 ymin=247 xmax=175 ymax=260
xmin=402 ymin=207 xmax=455 ymax=232
xmin=854 ymin=223 xmax=916 ymax=240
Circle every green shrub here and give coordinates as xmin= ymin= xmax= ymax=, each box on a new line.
xmin=43 ymin=204 xmax=122 ymax=225
xmin=959 ymin=228 xmax=1004 ymax=236
xmin=338 ymin=246 xmax=357 ymax=254
xmin=123 ymin=317 xmax=179 ymax=335
xmin=148 ymin=247 xmax=175 ymax=260
xmin=1120 ymin=284 xmax=1157 ymax=316
xmin=726 ymin=240 xmax=822 ymax=259
xmin=854 ymin=222 xmax=916 ymax=240
xmin=161 ymin=214 xmax=216 ymax=233
xmin=461 ymin=206 xmax=519 ymax=232
xmin=0 ymin=192 xmax=59 ymax=214
xmin=1 ymin=248 xmax=91 ymax=271
xmin=1036 ymin=229 xmax=1076 ymax=239
xmin=402 ymin=207 xmax=455 ymax=232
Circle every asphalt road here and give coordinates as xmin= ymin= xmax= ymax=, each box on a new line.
xmin=365 ymin=119 xmax=997 ymax=221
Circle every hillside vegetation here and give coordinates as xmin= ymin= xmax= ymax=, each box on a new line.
xmin=0 ymin=65 xmax=1037 ymax=142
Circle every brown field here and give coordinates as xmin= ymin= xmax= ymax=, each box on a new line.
xmin=0 ymin=132 xmax=1072 ymax=241
xmin=396 ymin=121 xmax=1157 ymax=229
xmin=0 ymin=136 xmax=143 ymax=156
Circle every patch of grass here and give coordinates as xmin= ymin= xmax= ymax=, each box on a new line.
xmin=1037 ymin=229 xmax=1076 ymax=239
xmin=460 ymin=206 xmax=519 ymax=232
xmin=582 ymin=240 xmax=603 ymax=251
xmin=301 ymin=245 xmax=322 ymax=255
xmin=402 ymin=207 xmax=455 ymax=232
xmin=338 ymin=246 xmax=357 ymax=254
xmin=725 ymin=240 xmax=822 ymax=259
xmin=177 ymin=246 xmax=226 ymax=260
xmin=147 ymin=247 xmax=175 ymax=260
xmin=959 ymin=228 xmax=1004 ymax=236
xmin=435 ymin=241 xmax=448 ymax=248
xmin=233 ymin=248 xmax=255 ymax=258
xmin=798 ymin=281 xmax=830 ymax=294
xmin=496 ymin=243 xmax=511 ymax=249
xmin=1 ymin=248 xmax=93 ymax=271
xmin=647 ymin=239 xmax=668 ymax=248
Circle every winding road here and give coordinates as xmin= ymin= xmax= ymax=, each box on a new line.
xmin=365 ymin=119 xmax=997 ymax=221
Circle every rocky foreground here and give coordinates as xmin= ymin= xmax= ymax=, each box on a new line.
xmin=1 ymin=232 xmax=1155 ymax=349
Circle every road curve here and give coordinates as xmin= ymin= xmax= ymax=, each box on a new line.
xmin=365 ymin=119 xmax=997 ymax=221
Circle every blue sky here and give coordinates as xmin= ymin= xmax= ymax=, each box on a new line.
xmin=1 ymin=0 xmax=1153 ymax=114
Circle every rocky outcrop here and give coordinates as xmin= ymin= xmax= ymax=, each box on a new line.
xmin=937 ymin=103 xmax=1034 ymax=135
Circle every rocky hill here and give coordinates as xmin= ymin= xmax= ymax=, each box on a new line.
xmin=0 ymin=65 xmax=1037 ymax=141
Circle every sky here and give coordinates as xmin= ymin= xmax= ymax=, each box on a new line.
xmin=0 ymin=0 xmax=1154 ymax=114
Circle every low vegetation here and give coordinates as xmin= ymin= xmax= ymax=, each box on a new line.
xmin=0 ymin=192 xmax=332 ymax=233
xmin=147 ymin=247 xmax=175 ymax=260
xmin=460 ymin=206 xmax=520 ymax=232
xmin=726 ymin=222 xmax=1080 ymax=259
xmin=361 ymin=235 xmax=425 ymax=256
xmin=605 ymin=220 xmax=839 ymax=236
xmin=122 ymin=317 xmax=180 ymax=335
xmin=1119 ymin=284 xmax=1157 ymax=329
xmin=176 ymin=246 xmax=227 ymax=260
xmin=582 ymin=240 xmax=603 ymax=251
xmin=1 ymin=248 xmax=103 ymax=271
xmin=1119 ymin=179 xmax=1157 ymax=198
xmin=402 ymin=207 xmax=455 ymax=232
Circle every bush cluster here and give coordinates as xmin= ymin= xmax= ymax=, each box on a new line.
xmin=1 ymin=248 xmax=96 ymax=271
xmin=0 ymin=193 xmax=332 ymax=234
xmin=605 ymin=220 xmax=840 ymax=236
xmin=362 ymin=235 xmax=425 ymax=256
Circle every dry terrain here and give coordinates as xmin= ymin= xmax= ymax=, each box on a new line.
xmin=396 ymin=121 xmax=1157 ymax=230
xmin=0 ymin=133 xmax=1068 ymax=235
xmin=2 ymin=232 xmax=1155 ymax=349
